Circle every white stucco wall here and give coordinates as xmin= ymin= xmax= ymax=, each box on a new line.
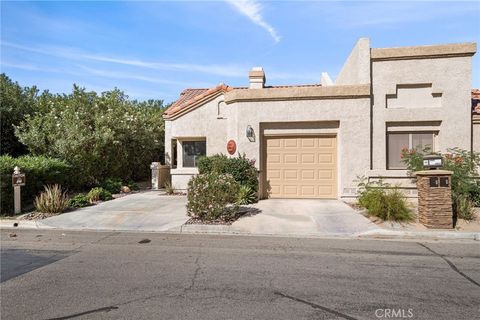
xmin=335 ymin=38 xmax=371 ymax=85
xmin=370 ymin=56 xmax=473 ymax=193
xmin=166 ymin=94 xmax=371 ymax=198
xmin=164 ymin=40 xmax=475 ymax=199
xmin=230 ymin=98 xmax=371 ymax=198
xmin=164 ymin=95 xmax=230 ymax=189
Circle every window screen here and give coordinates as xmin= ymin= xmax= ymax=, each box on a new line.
xmin=388 ymin=133 xmax=409 ymax=169
xmin=387 ymin=132 xmax=434 ymax=169
xmin=412 ymin=133 xmax=433 ymax=152
xmin=182 ymin=141 xmax=206 ymax=167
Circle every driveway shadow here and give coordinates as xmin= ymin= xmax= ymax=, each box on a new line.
xmin=237 ymin=206 xmax=262 ymax=217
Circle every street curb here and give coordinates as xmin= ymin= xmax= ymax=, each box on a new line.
xmin=2 ymin=219 xmax=479 ymax=241
xmin=0 ymin=220 xmax=55 ymax=230
xmin=180 ymin=224 xmax=245 ymax=234
xmin=358 ymin=229 xmax=480 ymax=241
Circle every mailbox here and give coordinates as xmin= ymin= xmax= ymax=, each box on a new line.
xmin=12 ymin=173 xmax=26 ymax=187
xmin=423 ymin=155 xmax=443 ymax=170
xmin=415 ymin=170 xmax=453 ymax=229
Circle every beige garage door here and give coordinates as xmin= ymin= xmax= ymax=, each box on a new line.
xmin=265 ymin=136 xmax=337 ymax=199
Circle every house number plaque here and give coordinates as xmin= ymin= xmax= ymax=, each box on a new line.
xmin=227 ymin=140 xmax=237 ymax=155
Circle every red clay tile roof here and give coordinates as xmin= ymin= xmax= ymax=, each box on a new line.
xmin=473 ymin=89 xmax=480 ymax=115
xmin=163 ymin=84 xmax=235 ymax=118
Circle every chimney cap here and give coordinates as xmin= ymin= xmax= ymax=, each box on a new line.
xmin=249 ymin=67 xmax=266 ymax=89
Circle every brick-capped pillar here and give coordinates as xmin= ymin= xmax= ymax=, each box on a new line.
xmin=415 ymin=170 xmax=453 ymax=229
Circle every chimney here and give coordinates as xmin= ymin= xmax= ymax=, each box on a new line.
xmin=320 ymin=72 xmax=333 ymax=86
xmin=249 ymin=67 xmax=265 ymax=89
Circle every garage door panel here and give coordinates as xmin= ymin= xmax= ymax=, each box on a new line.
xmin=318 ymin=169 xmax=333 ymax=179
xmin=301 ymin=185 xmax=315 ymax=196
xmin=284 ymin=170 xmax=298 ymax=180
xmin=268 ymin=139 xmax=281 ymax=148
xmin=284 ymin=154 xmax=298 ymax=164
xmin=301 ymin=138 xmax=315 ymax=147
xmin=318 ymin=154 xmax=334 ymax=164
xmin=283 ymin=185 xmax=299 ymax=195
xmin=301 ymin=169 xmax=315 ymax=180
xmin=284 ymin=139 xmax=298 ymax=148
xmin=266 ymin=135 xmax=337 ymax=199
xmin=267 ymin=170 xmax=281 ymax=179
xmin=301 ymin=153 xmax=315 ymax=164
xmin=318 ymin=138 xmax=334 ymax=147
xmin=268 ymin=154 xmax=281 ymax=164
xmin=318 ymin=185 xmax=334 ymax=197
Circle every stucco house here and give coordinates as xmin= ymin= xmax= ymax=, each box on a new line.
xmin=163 ymin=38 xmax=478 ymax=200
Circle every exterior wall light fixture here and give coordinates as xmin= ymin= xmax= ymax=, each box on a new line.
xmin=246 ymin=125 xmax=255 ymax=142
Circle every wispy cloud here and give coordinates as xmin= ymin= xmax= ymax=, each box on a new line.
xmin=1 ymin=41 xmax=247 ymax=78
xmin=226 ymin=0 xmax=280 ymax=43
xmin=77 ymin=66 xmax=213 ymax=87
xmin=1 ymin=60 xmax=215 ymax=88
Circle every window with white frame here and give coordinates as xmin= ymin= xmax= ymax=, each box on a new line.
xmin=182 ymin=140 xmax=206 ymax=167
xmin=387 ymin=132 xmax=435 ymax=169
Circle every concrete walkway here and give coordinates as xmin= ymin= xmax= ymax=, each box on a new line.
xmin=231 ymin=199 xmax=379 ymax=236
xmin=39 ymin=191 xmax=188 ymax=232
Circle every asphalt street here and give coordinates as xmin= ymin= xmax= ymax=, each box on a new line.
xmin=1 ymin=229 xmax=479 ymax=320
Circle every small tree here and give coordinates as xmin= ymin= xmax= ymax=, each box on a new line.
xmin=0 ymin=74 xmax=38 ymax=156
xmin=15 ymin=86 xmax=166 ymax=185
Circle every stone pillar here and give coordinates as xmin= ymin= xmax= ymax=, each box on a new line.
xmin=415 ymin=170 xmax=453 ymax=229
xmin=151 ymin=162 xmax=160 ymax=190
xmin=150 ymin=162 xmax=171 ymax=190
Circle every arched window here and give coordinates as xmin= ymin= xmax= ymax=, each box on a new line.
xmin=217 ymin=100 xmax=226 ymax=118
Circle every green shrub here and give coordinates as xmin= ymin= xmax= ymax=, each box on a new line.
xmin=34 ymin=185 xmax=69 ymax=214
xmin=0 ymin=155 xmax=73 ymax=215
xmin=87 ymin=187 xmax=112 ymax=203
xmin=198 ymin=154 xmax=258 ymax=194
xmin=68 ymin=193 xmax=90 ymax=208
xmin=187 ymin=173 xmax=240 ymax=221
xmin=101 ymin=178 xmax=122 ymax=194
xmin=453 ymin=194 xmax=475 ymax=221
xmin=402 ymin=147 xmax=480 ymax=220
xmin=125 ymin=180 xmax=140 ymax=191
xmin=237 ymin=185 xmax=257 ymax=205
xmin=357 ymin=178 xmax=413 ymax=221
xmin=164 ymin=181 xmax=175 ymax=195
xmin=468 ymin=181 xmax=480 ymax=207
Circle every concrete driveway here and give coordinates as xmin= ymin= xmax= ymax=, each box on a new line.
xmin=232 ymin=199 xmax=379 ymax=237
xmin=37 ymin=194 xmax=379 ymax=237
xmin=40 ymin=192 xmax=188 ymax=232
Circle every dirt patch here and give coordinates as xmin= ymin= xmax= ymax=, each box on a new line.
xmin=185 ymin=206 xmax=261 ymax=225
xmin=185 ymin=218 xmax=233 ymax=225
xmin=346 ymin=201 xmax=480 ymax=232
xmin=22 ymin=211 xmax=60 ymax=220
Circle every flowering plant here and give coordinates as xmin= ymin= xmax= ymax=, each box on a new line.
xmin=402 ymin=147 xmax=480 ymax=220
xmin=187 ymin=172 xmax=240 ymax=221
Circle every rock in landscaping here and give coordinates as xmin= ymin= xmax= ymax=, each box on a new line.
xmin=121 ymin=186 xmax=131 ymax=193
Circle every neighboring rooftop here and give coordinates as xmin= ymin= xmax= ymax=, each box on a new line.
xmin=473 ymin=89 xmax=480 ymax=115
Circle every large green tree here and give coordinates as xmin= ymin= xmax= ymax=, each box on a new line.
xmin=0 ymin=74 xmax=38 ymax=156
xmin=16 ymin=85 xmax=166 ymax=185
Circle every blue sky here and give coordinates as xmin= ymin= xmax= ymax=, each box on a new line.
xmin=1 ymin=1 xmax=479 ymax=103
